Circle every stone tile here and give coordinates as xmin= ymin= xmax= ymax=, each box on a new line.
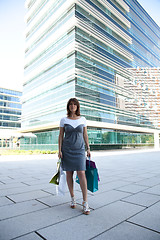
xmin=0 ymin=204 xmax=82 ymax=240
xmin=13 ymin=232 xmax=42 ymax=240
xmin=122 ymin=176 xmax=146 ymax=182
xmin=96 ymin=180 xmax=130 ymax=194
xmin=22 ymin=179 xmax=50 ymax=186
xmin=0 ymin=196 xmax=13 ymax=207
xmin=0 ymin=200 xmax=47 ymax=220
xmin=98 ymin=176 xmax=121 ymax=185
xmin=128 ymin=201 xmax=160 ymax=233
xmin=144 ymin=185 xmax=160 ymax=195
xmin=8 ymin=190 xmax=52 ymax=203
xmin=116 ymin=184 xmax=149 ymax=194
xmin=135 ymin=177 xmax=160 ymax=187
xmin=93 ymin=222 xmax=160 ymax=240
xmin=0 ymin=183 xmax=55 ymax=197
xmin=121 ymin=192 xmax=160 ymax=207
xmin=37 ymin=201 xmax=144 ymax=240
xmin=77 ymin=190 xmax=131 ymax=209
xmin=37 ymin=191 xmax=82 ymax=207
xmin=0 ymin=182 xmax=27 ymax=190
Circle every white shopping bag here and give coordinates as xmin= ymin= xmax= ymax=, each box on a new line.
xmin=56 ymin=165 xmax=67 ymax=196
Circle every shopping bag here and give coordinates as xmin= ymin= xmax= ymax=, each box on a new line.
xmin=56 ymin=166 xmax=67 ymax=196
xmin=86 ymin=159 xmax=100 ymax=181
xmin=76 ymin=158 xmax=99 ymax=192
xmin=49 ymin=160 xmax=61 ymax=185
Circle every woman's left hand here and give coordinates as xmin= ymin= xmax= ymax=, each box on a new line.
xmin=87 ymin=149 xmax=91 ymax=157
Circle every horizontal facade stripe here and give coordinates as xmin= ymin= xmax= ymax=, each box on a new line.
xmin=25 ymin=0 xmax=57 ymax=36
xmin=20 ymin=119 xmax=159 ymax=134
xmin=78 ymin=0 xmax=132 ymax=43
xmin=24 ymin=42 xmax=75 ymax=83
xmin=25 ymin=0 xmax=48 ymax=23
xmin=76 ymin=20 xmax=133 ymax=60
xmin=22 ymin=71 xmax=75 ymax=102
xmin=98 ymin=0 xmax=130 ymax=28
xmin=75 ymin=43 xmax=132 ymax=78
xmin=114 ymin=0 xmax=129 ymax=12
xmin=25 ymin=0 xmax=75 ymax=50
xmin=25 ymin=17 xmax=76 ymax=67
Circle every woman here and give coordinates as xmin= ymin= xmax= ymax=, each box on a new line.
xmin=58 ymin=98 xmax=91 ymax=215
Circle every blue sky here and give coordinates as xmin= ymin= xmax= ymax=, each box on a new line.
xmin=0 ymin=0 xmax=160 ymax=91
xmin=0 ymin=0 xmax=26 ymax=91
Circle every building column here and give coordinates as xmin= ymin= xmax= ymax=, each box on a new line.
xmin=154 ymin=131 xmax=159 ymax=149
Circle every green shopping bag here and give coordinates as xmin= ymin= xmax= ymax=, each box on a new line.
xmin=49 ymin=160 xmax=61 ymax=185
xmin=76 ymin=160 xmax=99 ymax=192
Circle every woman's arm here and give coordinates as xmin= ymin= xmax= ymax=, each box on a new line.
xmin=58 ymin=127 xmax=64 ymax=159
xmin=83 ymin=127 xmax=91 ymax=157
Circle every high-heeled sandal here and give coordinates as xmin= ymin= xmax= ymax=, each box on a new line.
xmin=70 ymin=197 xmax=76 ymax=209
xmin=82 ymin=201 xmax=90 ymax=215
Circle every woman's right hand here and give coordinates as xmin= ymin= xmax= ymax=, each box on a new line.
xmin=58 ymin=151 xmax=63 ymax=159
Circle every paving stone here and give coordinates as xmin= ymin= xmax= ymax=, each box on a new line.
xmin=98 ymin=176 xmax=121 ymax=185
xmin=128 ymin=201 xmax=160 ymax=233
xmin=135 ymin=177 xmax=160 ymax=187
xmin=77 ymin=190 xmax=131 ymax=209
xmin=0 ymin=204 xmax=82 ymax=240
xmin=8 ymin=190 xmax=52 ymax=203
xmin=116 ymin=184 xmax=149 ymax=194
xmin=0 ymin=196 xmax=13 ymax=207
xmin=96 ymin=180 xmax=130 ymax=194
xmin=144 ymin=185 xmax=160 ymax=195
xmin=121 ymin=192 xmax=160 ymax=207
xmin=0 ymin=182 xmax=26 ymax=190
xmin=122 ymin=176 xmax=146 ymax=182
xmin=14 ymin=232 xmax=42 ymax=240
xmin=22 ymin=179 xmax=51 ymax=186
xmin=37 ymin=201 xmax=144 ymax=240
xmin=0 ymin=200 xmax=48 ymax=220
xmin=0 ymin=183 xmax=55 ymax=197
xmin=37 ymin=191 xmax=82 ymax=207
xmin=93 ymin=222 xmax=160 ymax=240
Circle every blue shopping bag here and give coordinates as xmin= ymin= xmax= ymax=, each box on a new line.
xmin=76 ymin=159 xmax=99 ymax=193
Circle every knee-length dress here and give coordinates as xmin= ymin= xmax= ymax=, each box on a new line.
xmin=60 ymin=116 xmax=87 ymax=171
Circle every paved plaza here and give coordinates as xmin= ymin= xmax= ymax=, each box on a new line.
xmin=0 ymin=149 xmax=160 ymax=240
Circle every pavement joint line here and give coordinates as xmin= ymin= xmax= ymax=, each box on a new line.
xmin=89 ymin=220 xmax=127 ymax=240
xmin=0 ymin=181 xmax=5 ymax=184
xmin=5 ymin=196 xmax=16 ymax=204
xmin=121 ymin=192 xmax=160 ymax=208
xmin=20 ymin=182 xmax=30 ymax=186
xmin=126 ymin=220 xmax=160 ymax=235
xmin=33 ymin=211 xmax=84 ymax=234
xmin=40 ymin=189 xmax=55 ymax=195
xmin=0 ymin=204 xmax=49 ymax=222
xmin=113 ymin=188 xmax=150 ymax=195
xmin=35 ymin=199 xmax=52 ymax=208
xmin=35 ymin=231 xmax=47 ymax=240
xmin=120 ymin=199 xmax=149 ymax=208
xmin=142 ymin=191 xmax=160 ymax=197
xmin=8 ymin=231 xmax=46 ymax=240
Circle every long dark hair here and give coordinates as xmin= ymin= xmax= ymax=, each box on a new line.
xmin=67 ymin=98 xmax=80 ymax=117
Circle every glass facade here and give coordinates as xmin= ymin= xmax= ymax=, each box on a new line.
xmin=0 ymin=88 xmax=22 ymax=129
xmin=21 ymin=0 xmax=160 ymax=150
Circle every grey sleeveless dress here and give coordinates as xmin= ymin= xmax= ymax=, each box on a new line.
xmin=60 ymin=117 xmax=87 ymax=171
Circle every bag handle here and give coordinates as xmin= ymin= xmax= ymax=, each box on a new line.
xmin=87 ymin=156 xmax=91 ymax=168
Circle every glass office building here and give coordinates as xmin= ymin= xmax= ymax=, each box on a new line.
xmin=21 ymin=0 xmax=160 ymax=150
xmin=0 ymin=88 xmax=22 ymax=129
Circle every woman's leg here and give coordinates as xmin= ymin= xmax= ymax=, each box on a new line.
xmin=77 ymin=171 xmax=90 ymax=214
xmin=66 ymin=171 xmax=74 ymax=197
xmin=77 ymin=171 xmax=88 ymax=202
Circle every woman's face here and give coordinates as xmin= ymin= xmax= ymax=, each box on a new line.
xmin=69 ymin=101 xmax=77 ymax=113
